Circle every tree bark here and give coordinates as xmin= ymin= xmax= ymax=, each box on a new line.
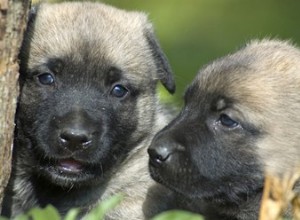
xmin=0 ymin=0 xmax=30 ymax=211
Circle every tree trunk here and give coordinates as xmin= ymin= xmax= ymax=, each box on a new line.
xmin=0 ymin=0 xmax=30 ymax=211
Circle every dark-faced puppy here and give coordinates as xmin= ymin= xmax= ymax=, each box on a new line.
xmin=2 ymin=2 xmax=175 ymax=219
xmin=148 ymin=39 xmax=300 ymax=220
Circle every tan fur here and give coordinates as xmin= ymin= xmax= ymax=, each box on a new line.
xmin=99 ymin=108 xmax=172 ymax=219
xmin=26 ymin=2 xmax=156 ymax=77
xmin=196 ymin=39 xmax=300 ymax=175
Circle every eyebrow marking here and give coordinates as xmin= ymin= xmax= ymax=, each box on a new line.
xmin=215 ymin=98 xmax=226 ymax=111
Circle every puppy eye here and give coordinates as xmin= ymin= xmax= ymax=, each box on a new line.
xmin=219 ymin=114 xmax=239 ymax=128
xmin=111 ymin=84 xmax=128 ymax=98
xmin=37 ymin=72 xmax=55 ymax=85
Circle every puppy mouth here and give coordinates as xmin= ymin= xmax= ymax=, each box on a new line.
xmin=56 ymin=159 xmax=84 ymax=174
xmin=149 ymin=164 xmax=168 ymax=186
xmin=149 ymin=161 xmax=199 ymax=197
xmin=38 ymin=157 xmax=100 ymax=186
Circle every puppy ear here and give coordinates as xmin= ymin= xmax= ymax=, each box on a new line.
xmin=19 ymin=4 xmax=40 ymax=82
xmin=144 ymin=27 xmax=176 ymax=94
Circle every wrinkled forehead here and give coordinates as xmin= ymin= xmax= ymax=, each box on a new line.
xmin=192 ymin=61 xmax=280 ymax=115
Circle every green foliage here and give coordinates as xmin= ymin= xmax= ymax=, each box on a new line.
xmin=152 ymin=210 xmax=204 ymax=220
xmin=83 ymin=194 xmax=123 ymax=220
xmin=25 ymin=205 xmax=61 ymax=220
xmin=64 ymin=209 xmax=80 ymax=220
xmin=0 ymin=194 xmax=123 ymax=220
xmin=0 ymin=194 xmax=205 ymax=220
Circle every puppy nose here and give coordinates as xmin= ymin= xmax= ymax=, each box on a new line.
xmin=148 ymin=146 xmax=171 ymax=167
xmin=55 ymin=110 xmax=98 ymax=152
xmin=60 ymin=128 xmax=92 ymax=151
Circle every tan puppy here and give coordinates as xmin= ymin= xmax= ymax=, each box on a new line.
xmin=148 ymin=39 xmax=300 ymax=220
xmin=2 ymin=2 xmax=175 ymax=219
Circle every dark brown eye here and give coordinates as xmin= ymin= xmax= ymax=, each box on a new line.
xmin=219 ymin=114 xmax=239 ymax=128
xmin=37 ymin=73 xmax=55 ymax=85
xmin=111 ymin=84 xmax=128 ymax=98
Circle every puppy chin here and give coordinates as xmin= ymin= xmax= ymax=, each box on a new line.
xmin=149 ymin=157 xmax=195 ymax=197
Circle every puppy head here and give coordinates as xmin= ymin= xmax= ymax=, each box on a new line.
xmin=148 ymin=39 xmax=300 ymax=203
xmin=17 ymin=2 xmax=175 ymax=187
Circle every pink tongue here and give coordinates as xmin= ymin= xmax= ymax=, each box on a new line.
xmin=58 ymin=159 xmax=83 ymax=173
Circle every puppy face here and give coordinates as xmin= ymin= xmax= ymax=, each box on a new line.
xmin=17 ymin=2 xmax=174 ymax=187
xmin=148 ymin=40 xmax=300 ymax=204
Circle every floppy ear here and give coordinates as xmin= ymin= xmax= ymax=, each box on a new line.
xmin=18 ymin=4 xmax=40 ymax=84
xmin=144 ymin=28 xmax=176 ymax=94
xmin=20 ymin=5 xmax=38 ymax=51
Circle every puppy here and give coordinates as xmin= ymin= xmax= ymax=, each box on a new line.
xmin=2 ymin=2 xmax=175 ymax=219
xmin=148 ymin=39 xmax=300 ymax=220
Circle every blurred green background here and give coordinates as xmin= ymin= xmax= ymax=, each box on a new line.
xmin=46 ymin=0 xmax=300 ymax=106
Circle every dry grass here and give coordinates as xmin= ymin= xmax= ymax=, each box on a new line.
xmin=259 ymin=170 xmax=300 ymax=220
